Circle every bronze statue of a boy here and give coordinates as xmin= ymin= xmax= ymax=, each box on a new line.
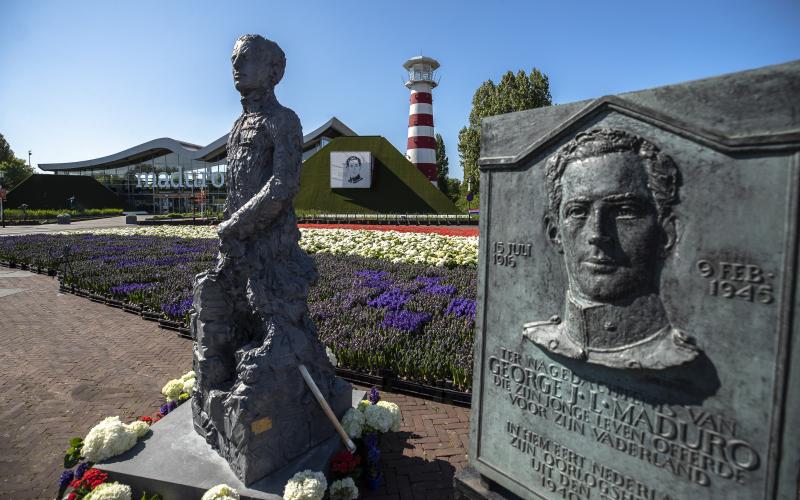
xmin=190 ymin=34 xmax=350 ymax=485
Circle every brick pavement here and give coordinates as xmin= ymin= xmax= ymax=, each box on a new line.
xmin=0 ymin=267 xmax=470 ymax=499
xmin=359 ymin=390 xmax=470 ymax=500
xmin=0 ymin=267 xmax=193 ymax=499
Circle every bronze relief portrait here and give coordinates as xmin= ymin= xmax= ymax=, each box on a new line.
xmin=523 ymin=128 xmax=701 ymax=369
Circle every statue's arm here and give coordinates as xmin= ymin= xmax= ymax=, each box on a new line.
xmin=220 ymin=111 xmax=302 ymax=238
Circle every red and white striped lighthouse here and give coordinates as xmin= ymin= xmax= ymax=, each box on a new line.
xmin=403 ymin=55 xmax=440 ymax=185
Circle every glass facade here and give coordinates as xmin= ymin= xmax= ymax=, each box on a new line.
xmin=56 ymin=153 xmax=228 ymax=214
xmin=44 ymin=118 xmax=356 ymax=214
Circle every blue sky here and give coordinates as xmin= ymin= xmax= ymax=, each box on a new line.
xmin=1 ymin=0 xmax=798 ymax=181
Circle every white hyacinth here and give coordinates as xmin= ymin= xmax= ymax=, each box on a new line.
xmin=83 ymin=482 xmax=132 ymax=500
xmin=325 ymin=346 xmax=338 ymax=367
xmin=328 ymin=477 xmax=359 ymax=500
xmin=341 ymin=407 xmax=365 ymax=439
xmin=160 ymin=379 xmax=184 ymax=402
xmin=363 ymin=404 xmax=393 ymax=433
xmin=376 ymin=400 xmax=402 ymax=432
xmin=81 ymin=416 xmax=150 ymax=463
xmin=283 ymin=470 xmax=327 ymax=500
xmin=201 ymin=483 xmax=240 ymax=500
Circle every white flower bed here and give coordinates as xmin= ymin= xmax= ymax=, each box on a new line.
xmin=65 ymin=225 xmax=218 ymax=239
xmin=301 ymin=228 xmax=478 ymax=267
xmin=68 ymin=226 xmax=479 ymax=267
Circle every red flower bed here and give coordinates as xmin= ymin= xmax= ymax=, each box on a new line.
xmin=298 ymin=223 xmax=478 ymax=237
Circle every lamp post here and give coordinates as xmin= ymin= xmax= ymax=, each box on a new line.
xmin=28 ymin=150 xmax=32 ymax=168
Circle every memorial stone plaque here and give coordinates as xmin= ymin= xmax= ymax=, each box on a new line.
xmin=461 ymin=61 xmax=800 ymax=500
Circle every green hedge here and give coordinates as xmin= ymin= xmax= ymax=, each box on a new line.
xmin=295 ymin=136 xmax=460 ymax=215
xmin=2 ymin=208 xmax=123 ymax=220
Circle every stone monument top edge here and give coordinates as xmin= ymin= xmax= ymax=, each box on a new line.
xmin=479 ymin=59 xmax=800 ymax=166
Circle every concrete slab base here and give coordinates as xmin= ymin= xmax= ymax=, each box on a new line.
xmin=453 ymin=467 xmax=522 ymax=500
xmin=98 ymin=390 xmax=365 ymax=500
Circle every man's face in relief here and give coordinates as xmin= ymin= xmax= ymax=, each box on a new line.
xmin=555 ymin=152 xmax=663 ymax=303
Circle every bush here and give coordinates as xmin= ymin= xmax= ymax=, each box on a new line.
xmin=2 ymin=208 xmax=122 ymax=220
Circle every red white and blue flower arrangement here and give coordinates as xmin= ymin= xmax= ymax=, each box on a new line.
xmin=57 ymin=364 xmax=401 ymax=500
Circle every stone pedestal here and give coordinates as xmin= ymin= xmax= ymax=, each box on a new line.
xmin=453 ymin=467 xmax=521 ymax=500
xmin=97 ymin=390 xmax=364 ymax=500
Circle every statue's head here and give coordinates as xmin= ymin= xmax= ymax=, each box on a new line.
xmin=543 ymin=128 xmax=681 ymax=303
xmin=231 ymin=34 xmax=286 ymax=94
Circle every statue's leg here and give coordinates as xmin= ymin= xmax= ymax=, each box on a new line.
xmin=191 ymin=270 xmax=236 ymax=443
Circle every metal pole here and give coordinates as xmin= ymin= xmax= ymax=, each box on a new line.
xmin=297 ymin=364 xmax=357 ymax=453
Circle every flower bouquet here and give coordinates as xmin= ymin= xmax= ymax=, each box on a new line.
xmin=337 ymin=387 xmax=401 ymax=491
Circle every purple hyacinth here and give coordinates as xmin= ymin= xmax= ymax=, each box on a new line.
xmin=424 ymin=284 xmax=457 ymax=296
xmin=160 ymin=400 xmax=178 ymax=415
xmin=59 ymin=469 xmax=74 ymax=489
xmin=74 ymin=461 xmax=89 ymax=479
xmin=382 ymin=310 xmax=432 ymax=333
xmin=74 ymin=462 xmax=88 ymax=479
xmin=110 ymin=282 xmax=155 ymax=295
xmin=368 ymin=387 xmax=380 ymax=405
xmin=355 ymin=270 xmax=392 ymax=289
xmin=367 ymin=289 xmax=411 ymax=311
xmin=415 ymin=276 xmax=441 ymax=286
xmin=416 ymin=276 xmax=456 ymax=295
xmin=162 ymin=298 xmax=193 ymax=319
xmin=446 ymin=297 xmax=477 ymax=320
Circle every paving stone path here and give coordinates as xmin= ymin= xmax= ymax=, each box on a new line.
xmin=0 ymin=268 xmax=469 ymax=499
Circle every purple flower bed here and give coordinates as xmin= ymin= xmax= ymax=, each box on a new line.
xmin=0 ymin=233 xmax=477 ymax=390
xmin=311 ymin=254 xmax=476 ymax=389
xmin=0 ymin=233 xmax=215 ymax=321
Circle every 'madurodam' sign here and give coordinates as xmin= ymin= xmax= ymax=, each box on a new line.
xmin=458 ymin=61 xmax=800 ymax=500
xmin=134 ymin=167 xmax=226 ymax=190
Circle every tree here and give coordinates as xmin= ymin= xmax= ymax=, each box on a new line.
xmin=0 ymin=133 xmax=14 ymax=164
xmin=435 ymin=133 xmax=449 ymax=194
xmin=445 ymin=178 xmax=461 ymax=205
xmin=458 ymin=68 xmax=552 ymax=192
xmin=0 ymin=157 xmax=33 ymax=190
xmin=0 ymin=133 xmax=33 ymax=190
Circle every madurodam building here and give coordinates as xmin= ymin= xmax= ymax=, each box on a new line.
xmin=37 ymin=117 xmax=457 ymax=215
